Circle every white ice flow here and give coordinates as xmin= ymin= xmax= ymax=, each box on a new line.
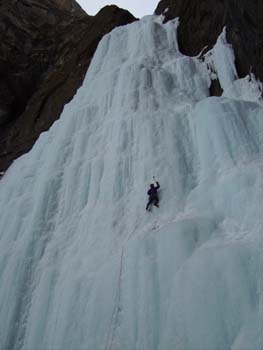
xmin=0 ymin=15 xmax=262 ymax=350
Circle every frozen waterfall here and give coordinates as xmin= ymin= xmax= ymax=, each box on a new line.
xmin=0 ymin=15 xmax=262 ymax=350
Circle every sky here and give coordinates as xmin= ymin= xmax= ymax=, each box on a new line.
xmin=76 ymin=0 xmax=160 ymax=18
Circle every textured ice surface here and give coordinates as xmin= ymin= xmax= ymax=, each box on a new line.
xmin=0 ymin=16 xmax=262 ymax=350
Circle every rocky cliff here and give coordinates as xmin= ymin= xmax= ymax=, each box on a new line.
xmin=155 ymin=0 xmax=263 ymax=82
xmin=0 ymin=0 xmax=135 ymax=171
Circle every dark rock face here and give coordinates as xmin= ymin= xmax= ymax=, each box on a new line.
xmin=226 ymin=1 xmax=263 ymax=80
xmin=0 ymin=0 xmax=136 ymax=171
xmin=209 ymin=79 xmax=224 ymax=97
xmin=155 ymin=0 xmax=263 ymax=82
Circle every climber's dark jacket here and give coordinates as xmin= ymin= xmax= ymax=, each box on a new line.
xmin=147 ymin=182 xmax=160 ymax=198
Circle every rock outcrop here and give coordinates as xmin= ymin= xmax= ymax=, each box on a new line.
xmin=0 ymin=0 xmax=136 ymax=171
xmin=155 ymin=0 xmax=263 ymax=82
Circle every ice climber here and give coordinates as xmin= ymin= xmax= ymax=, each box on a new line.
xmin=146 ymin=177 xmax=160 ymax=211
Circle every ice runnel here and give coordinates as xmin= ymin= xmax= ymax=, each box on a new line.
xmin=0 ymin=15 xmax=262 ymax=350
